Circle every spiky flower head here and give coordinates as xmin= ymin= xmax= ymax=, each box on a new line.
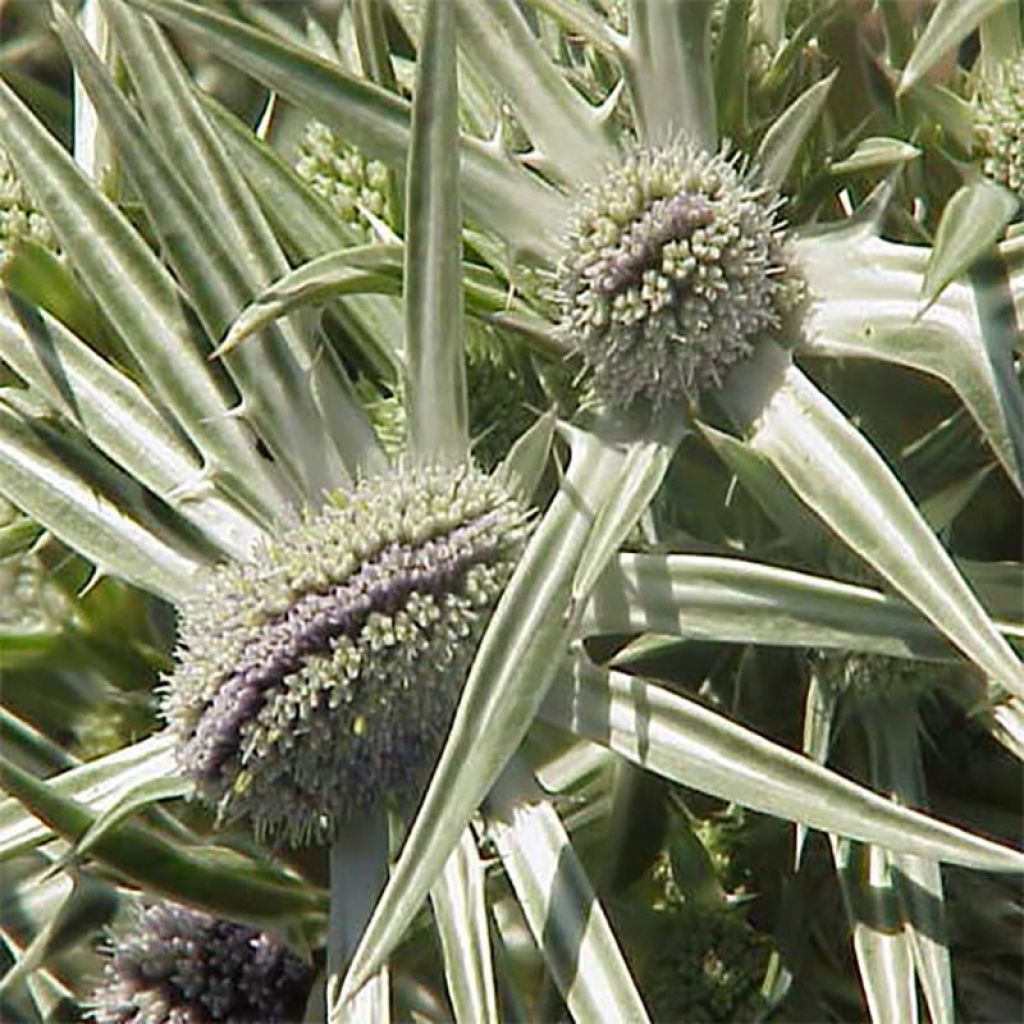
xmin=90 ymin=902 xmax=313 ymax=1024
xmin=165 ymin=464 xmax=528 ymax=845
xmin=295 ymin=121 xmax=394 ymax=241
xmin=557 ymin=142 xmax=803 ymax=411
xmin=975 ymin=55 xmax=1024 ymax=195
xmin=1 ymin=146 xmax=57 ymax=269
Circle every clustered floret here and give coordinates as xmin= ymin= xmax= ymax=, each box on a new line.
xmin=164 ymin=465 xmax=528 ymax=845
xmin=295 ymin=121 xmax=393 ymax=241
xmin=0 ymin=147 xmax=56 ymax=267
xmin=975 ymin=54 xmax=1024 ymax=195
xmin=90 ymin=902 xmax=313 ymax=1024
xmin=558 ymin=142 xmax=802 ymax=410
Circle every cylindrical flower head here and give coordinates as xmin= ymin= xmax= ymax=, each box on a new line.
xmin=975 ymin=55 xmax=1024 ymax=195
xmin=165 ymin=465 xmax=528 ymax=845
xmin=558 ymin=142 xmax=802 ymax=410
xmin=90 ymin=902 xmax=313 ymax=1024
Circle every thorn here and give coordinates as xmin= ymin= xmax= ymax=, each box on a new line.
xmin=77 ymin=564 xmax=107 ymax=599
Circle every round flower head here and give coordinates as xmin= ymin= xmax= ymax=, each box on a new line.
xmin=557 ymin=142 xmax=802 ymax=410
xmin=165 ymin=464 xmax=528 ymax=845
xmin=90 ymin=902 xmax=313 ymax=1024
xmin=975 ymin=54 xmax=1024 ymax=194
xmin=295 ymin=121 xmax=394 ymax=241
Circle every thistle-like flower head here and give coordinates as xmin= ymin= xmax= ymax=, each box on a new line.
xmin=90 ymin=902 xmax=313 ymax=1024
xmin=975 ymin=54 xmax=1024 ymax=194
xmin=557 ymin=141 xmax=802 ymax=410
xmin=165 ymin=464 xmax=528 ymax=845
xmin=295 ymin=121 xmax=394 ymax=240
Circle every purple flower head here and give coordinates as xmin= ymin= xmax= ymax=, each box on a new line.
xmin=164 ymin=464 xmax=528 ymax=845
xmin=90 ymin=903 xmax=313 ymax=1024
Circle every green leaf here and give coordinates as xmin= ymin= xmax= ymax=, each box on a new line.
xmin=570 ymin=413 xmax=688 ymax=622
xmin=922 ymin=181 xmax=1019 ymax=308
xmin=829 ymin=136 xmax=921 ymax=176
xmin=713 ymin=0 xmax=752 ymax=139
xmin=481 ymin=757 xmax=650 ymax=1024
xmin=0 ymin=736 xmax=173 ymax=861
xmin=202 ymin=95 xmax=405 ymax=381
xmin=0 ymin=76 xmax=287 ymax=525
xmin=584 ymin=552 xmax=1021 ymax=663
xmin=54 ymin=7 xmax=348 ymax=502
xmin=795 ymin=227 xmax=1024 ymax=493
xmin=721 ymin=346 xmax=1024 ymax=697
xmin=542 ymin=658 xmax=1024 ymax=872
xmin=123 ymin=0 xmax=568 ymax=260
xmin=0 ymin=402 xmax=201 ymax=604
xmin=0 ymin=291 xmax=260 ymax=560
xmin=340 ymin=423 xmax=627 ymax=999
xmin=454 ymin=0 xmax=617 ymax=186
xmin=755 ymin=70 xmax=837 ymax=191
xmin=899 ymin=0 xmax=1013 ymax=94
xmin=833 ymin=839 xmax=919 ymax=1024
xmin=625 ymin=0 xmax=717 ymax=149
xmin=496 ymin=408 xmax=557 ymax=507
xmin=0 ymin=752 xmax=323 ymax=925
xmin=901 ymin=81 xmax=977 ymax=152
xmin=430 ymin=830 xmax=500 ymax=1024
xmin=403 ymin=0 xmax=467 ymax=465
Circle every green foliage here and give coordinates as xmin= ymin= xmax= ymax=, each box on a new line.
xmin=0 ymin=0 xmax=1020 ymax=1020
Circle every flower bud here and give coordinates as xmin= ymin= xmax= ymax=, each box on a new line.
xmin=90 ymin=902 xmax=313 ymax=1024
xmin=975 ymin=55 xmax=1024 ymax=195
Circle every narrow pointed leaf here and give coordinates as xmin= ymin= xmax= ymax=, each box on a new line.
xmin=625 ymin=0 xmax=716 ymax=149
xmin=542 ymin=659 xmax=1024 ymax=872
xmin=497 ymin=408 xmax=557 ymax=506
xmin=0 ymin=753 xmax=323 ymax=924
xmin=922 ymin=180 xmax=1019 ymax=308
xmin=0 ymin=291 xmax=260 ymax=560
xmin=583 ymin=552 xmax=1017 ymax=663
xmin=123 ymin=0 xmax=568 ymax=259
xmin=756 ymin=71 xmax=837 ymax=190
xmin=570 ymin=414 xmax=688 ymax=621
xmin=0 ymin=403 xmax=200 ymax=603
xmin=482 ymin=757 xmax=650 ymax=1024
xmin=722 ymin=345 xmax=1024 ymax=696
xmin=404 ymin=0 xmax=467 ymax=464
xmin=829 ymin=136 xmax=921 ymax=176
xmin=430 ymin=830 xmax=500 ymax=1024
xmin=340 ymin=425 xmax=626 ymax=998
xmin=796 ymin=227 xmax=1024 ymax=492
xmin=899 ymin=0 xmax=1012 ymax=94
xmin=0 ymin=77 xmax=285 ymax=524
xmin=454 ymin=0 xmax=616 ymax=185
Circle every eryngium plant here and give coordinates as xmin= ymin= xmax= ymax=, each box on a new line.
xmin=558 ymin=142 xmax=803 ymax=408
xmin=91 ymin=902 xmax=313 ymax=1024
xmin=167 ymin=465 xmax=526 ymax=844
xmin=975 ymin=51 xmax=1024 ymax=194
xmin=1 ymin=0 xmax=1022 ymax=1021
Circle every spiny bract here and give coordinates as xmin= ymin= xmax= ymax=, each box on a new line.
xmin=557 ymin=142 xmax=803 ymax=410
xmin=165 ymin=464 xmax=528 ymax=845
xmin=975 ymin=53 xmax=1024 ymax=195
xmin=90 ymin=902 xmax=313 ymax=1024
